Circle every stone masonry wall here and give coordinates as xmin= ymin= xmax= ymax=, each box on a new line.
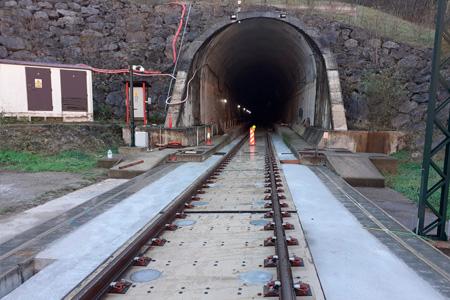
xmin=0 ymin=1 xmax=438 ymax=148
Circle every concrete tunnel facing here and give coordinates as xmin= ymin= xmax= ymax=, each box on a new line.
xmin=173 ymin=16 xmax=336 ymax=131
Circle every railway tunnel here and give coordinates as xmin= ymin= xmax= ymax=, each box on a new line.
xmin=172 ymin=15 xmax=345 ymax=131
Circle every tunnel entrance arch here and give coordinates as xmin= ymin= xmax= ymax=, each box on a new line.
xmin=166 ymin=12 xmax=347 ymax=132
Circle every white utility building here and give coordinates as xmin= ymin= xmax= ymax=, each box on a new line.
xmin=0 ymin=59 xmax=93 ymax=122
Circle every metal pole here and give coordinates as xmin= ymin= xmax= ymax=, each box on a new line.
xmin=417 ymin=0 xmax=449 ymax=240
xmin=129 ymin=65 xmax=136 ymax=147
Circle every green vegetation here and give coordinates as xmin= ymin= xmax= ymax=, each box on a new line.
xmin=242 ymin=0 xmax=435 ymax=48
xmin=362 ymin=69 xmax=406 ymax=130
xmin=385 ymin=151 xmax=450 ymax=218
xmin=330 ymin=5 xmax=434 ymax=48
xmin=0 ymin=150 xmax=99 ymax=173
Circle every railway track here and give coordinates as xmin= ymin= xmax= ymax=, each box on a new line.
xmin=69 ymin=130 xmax=323 ymax=299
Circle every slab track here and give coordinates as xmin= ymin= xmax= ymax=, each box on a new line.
xmin=70 ymin=131 xmax=323 ymax=300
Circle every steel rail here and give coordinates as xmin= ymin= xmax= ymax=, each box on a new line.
xmin=66 ymin=135 xmax=248 ymax=300
xmin=265 ymin=133 xmax=297 ymax=300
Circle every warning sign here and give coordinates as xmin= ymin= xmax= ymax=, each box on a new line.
xmin=34 ymin=79 xmax=43 ymax=89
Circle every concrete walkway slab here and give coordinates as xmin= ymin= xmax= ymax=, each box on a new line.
xmin=0 ymin=179 xmax=128 ymax=245
xmin=108 ymin=148 xmax=177 ymax=178
xmin=271 ymin=134 xmax=446 ymax=300
xmin=326 ymin=154 xmax=385 ymax=187
xmin=3 ymin=137 xmax=242 ymax=300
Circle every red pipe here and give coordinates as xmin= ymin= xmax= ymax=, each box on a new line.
xmin=125 ymin=82 xmax=130 ymax=125
xmin=143 ymin=82 xmax=147 ymax=126
xmin=169 ymin=2 xmax=186 ymax=63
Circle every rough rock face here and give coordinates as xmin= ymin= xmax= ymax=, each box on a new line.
xmin=0 ymin=1 xmax=437 ymax=148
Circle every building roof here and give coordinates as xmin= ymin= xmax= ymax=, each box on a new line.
xmin=0 ymin=59 xmax=92 ymax=71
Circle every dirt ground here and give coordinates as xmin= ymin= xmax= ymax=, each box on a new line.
xmin=0 ymin=170 xmax=106 ymax=218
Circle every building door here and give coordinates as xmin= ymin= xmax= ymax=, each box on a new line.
xmin=60 ymin=70 xmax=87 ymax=111
xmin=26 ymin=67 xmax=53 ymax=111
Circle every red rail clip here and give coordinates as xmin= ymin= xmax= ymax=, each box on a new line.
xmin=133 ymin=256 xmax=151 ymax=266
xmin=264 ymin=202 xmax=273 ymax=209
xmin=264 ymin=236 xmax=277 ymax=246
xmin=109 ymin=279 xmax=132 ymax=294
xmin=264 ymin=255 xmax=278 ymax=267
xmin=280 ymin=202 xmax=289 ymax=208
xmin=191 ymin=196 xmax=201 ymax=201
xmin=264 ymin=195 xmax=272 ymax=200
xmin=264 ymin=222 xmax=275 ymax=231
xmin=176 ymin=212 xmax=187 ymax=219
xmin=264 ymin=211 xmax=274 ymax=218
xmin=165 ymin=223 xmax=178 ymax=231
xmin=283 ymin=222 xmax=295 ymax=230
xmin=185 ymin=203 xmax=194 ymax=209
xmin=277 ymin=188 xmax=285 ymax=193
xmin=281 ymin=211 xmax=291 ymax=218
xmin=294 ymin=282 xmax=311 ymax=296
xmin=278 ymin=194 xmax=286 ymax=199
xmin=286 ymin=236 xmax=299 ymax=246
xmin=196 ymin=189 xmax=206 ymax=194
xmin=290 ymin=255 xmax=304 ymax=267
xmin=151 ymin=237 xmax=166 ymax=246
xmin=263 ymin=280 xmax=281 ymax=297
xmin=264 ymin=189 xmax=272 ymax=194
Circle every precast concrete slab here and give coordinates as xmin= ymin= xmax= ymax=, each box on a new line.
xmin=271 ymin=133 xmax=450 ymax=300
xmin=0 ymin=179 xmax=128 ymax=244
xmin=104 ymin=213 xmax=322 ymax=300
xmin=2 ymin=137 xmax=244 ymax=300
xmin=325 ymin=154 xmax=385 ymax=187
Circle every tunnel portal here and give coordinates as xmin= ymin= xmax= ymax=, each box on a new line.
xmin=172 ymin=15 xmax=346 ymax=131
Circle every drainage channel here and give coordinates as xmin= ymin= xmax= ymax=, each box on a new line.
xmin=68 ymin=130 xmax=323 ymax=299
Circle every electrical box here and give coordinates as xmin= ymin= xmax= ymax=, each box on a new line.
xmin=133 ymin=87 xmax=144 ymax=119
xmin=135 ymin=131 xmax=149 ymax=148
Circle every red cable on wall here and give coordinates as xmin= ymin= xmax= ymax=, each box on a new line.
xmin=169 ymin=2 xmax=187 ymax=63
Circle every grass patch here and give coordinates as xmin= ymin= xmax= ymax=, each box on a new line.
xmin=0 ymin=150 xmax=99 ymax=173
xmin=330 ymin=5 xmax=434 ymax=48
xmin=241 ymin=0 xmax=435 ymax=48
xmin=385 ymin=151 xmax=450 ymax=218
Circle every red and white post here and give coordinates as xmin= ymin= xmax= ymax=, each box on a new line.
xmin=206 ymin=127 xmax=212 ymax=145
xmin=249 ymin=125 xmax=256 ymax=146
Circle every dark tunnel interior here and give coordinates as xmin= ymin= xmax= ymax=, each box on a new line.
xmin=182 ymin=17 xmax=330 ymax=129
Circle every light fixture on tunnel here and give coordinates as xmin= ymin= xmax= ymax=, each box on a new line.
xmin=237 ymin=105 xmax=241 ymax=109
xmin=221 ymin=99 xmax=228 ymax=104
xmin=230 ymin=14 xmax=237 ymax=20
xmin=279 ymin=13 xmax=287 ymax=19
